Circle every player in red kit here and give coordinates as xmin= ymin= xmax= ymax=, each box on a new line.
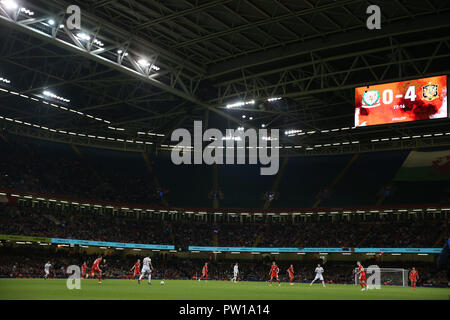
xmin=91 ymin=256 xmax=102 ymax=284
xmin=287 ymin=265 xmax=294 ymax=285
xmin=269 ymin=261 xmax=280 ymax=286
xmin=81 ymin=262 xmax=87 ymax=279
xmin=130 ymin=259 xmax=141 ymax=280
xmin=199 ymin=262 xmax=208 ymax=281
xmin=409 ymin=267 xmax=419 ymax=290
xmin=356 ymin=261 xmax=367 ymax=291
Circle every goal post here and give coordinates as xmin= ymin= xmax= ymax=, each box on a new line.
xmin=354 ymin=267 xmax=409 ymax=288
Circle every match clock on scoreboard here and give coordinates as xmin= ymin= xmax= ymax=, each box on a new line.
xmin=354 ymin=75 xmax=448 ymax=127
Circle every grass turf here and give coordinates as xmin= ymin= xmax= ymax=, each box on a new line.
xmin=0 ymin=279 xmax=448 ymax=300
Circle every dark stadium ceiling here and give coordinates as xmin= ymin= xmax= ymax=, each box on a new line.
xmin=0 ymin=0 xmax=450 ymax=155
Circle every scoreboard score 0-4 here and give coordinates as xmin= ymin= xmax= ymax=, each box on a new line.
xmin=354 ymin=75 xmax=447 ymax=127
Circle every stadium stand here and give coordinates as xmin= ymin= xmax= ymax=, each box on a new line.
xmin=0 ymin=203 xmax=447 ymax=248
xmin=1 ymin=134 xmax=449 ymax=209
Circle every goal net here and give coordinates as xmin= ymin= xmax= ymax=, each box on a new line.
xmin=354 ymin=267 xmax=409 ymax=288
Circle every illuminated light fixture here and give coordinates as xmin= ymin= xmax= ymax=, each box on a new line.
xmin=249 ymin=117 xmax=253 ymax=120
xmin=267 ymin=97 xmax=281 ymax=102
xmin=237 ymin=127 xmax=244 ymax=131
xmin=0 ymin=77 xmax=11 ymax=84
xmin=222 ymin=136 xmax=241 ymax=141
xmin=108 ymin=126 xmax=125 ymax=131
xmin=226 ymin=100 xmax=255 ymax=109
xmin=19 ymin=7 xmax=34 ymax=15
xmin=93 ymin=38 xmax=104 ymax=47
xmin=151 ymin=65 xmax=160 ymax=71
xmin=261 ymin=124 xmax=266 ymax=128
xmin=138 ymin=59 xmax=150 ymax=67
xmin=77 ymin=32 xmax=91 ymax=41
xmin=43 ymin=90 xmax=70 ymax=103
xmin=59 ymin=24 xmax=64 ymax=29
xmin=48 ymin=19 xmax=55 ymax=26
xmin=284 ymin=129 xmax=302 ymax=135
xmin=117 ymin=50 xmax=123 ymax=54
xmin=1 ymin=0 xmax=18 ymax=10
xmin=242 ymin=115 xmax=246 ymax=118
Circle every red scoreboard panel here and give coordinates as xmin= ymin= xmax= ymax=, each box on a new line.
xmin=354 ymin=75 xmax=447 ymax=127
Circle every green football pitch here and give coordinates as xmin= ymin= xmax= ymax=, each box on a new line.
xmin=0 ymin=279 xmax=448 ymax=300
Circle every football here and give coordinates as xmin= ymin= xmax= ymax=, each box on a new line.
xmin=160 ymin=280 xmax=165 ymax=285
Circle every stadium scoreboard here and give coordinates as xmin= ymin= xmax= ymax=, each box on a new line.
xmin=355 ymin=75 xmax=448 ymax=127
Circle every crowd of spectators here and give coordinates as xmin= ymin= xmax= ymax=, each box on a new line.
xmin=2 ymin=134 xmax=449 ymax=211
xmin=0 ymin=204 xmax=447 ymax=248
xmin=0 ymin=135 xmax=164 ymax=205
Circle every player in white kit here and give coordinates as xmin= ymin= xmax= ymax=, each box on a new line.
xmin=138 ymin=257 xmax=153 ymax=285
xmin=44 ymin=261 xmax=51 ymax=280
xmin=232 ymin=263 xmax=239 ymax=283
xmin=310 ymin=264 xmax=326 ymax=287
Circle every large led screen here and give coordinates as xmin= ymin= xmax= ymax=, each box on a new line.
xmin=355 ymin=75 xmax=447 ymax=127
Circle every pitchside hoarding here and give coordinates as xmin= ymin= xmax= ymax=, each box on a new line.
xmin=354 ymin=75 xmax=447 ymax=127
xmin=51 ymin=238 xmax=175 ymax=250
xmin=188 ymin=246 xmax=441 ymax=254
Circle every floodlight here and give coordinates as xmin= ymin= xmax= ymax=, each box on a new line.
xmin=1 ymin=0 xmax=18 ymax=10
xmin=138 ymin=59 xmax=150 ymax=67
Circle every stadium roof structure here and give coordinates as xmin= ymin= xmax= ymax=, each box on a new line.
xmin=0 ymin=0 xmax=449 ymax=156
